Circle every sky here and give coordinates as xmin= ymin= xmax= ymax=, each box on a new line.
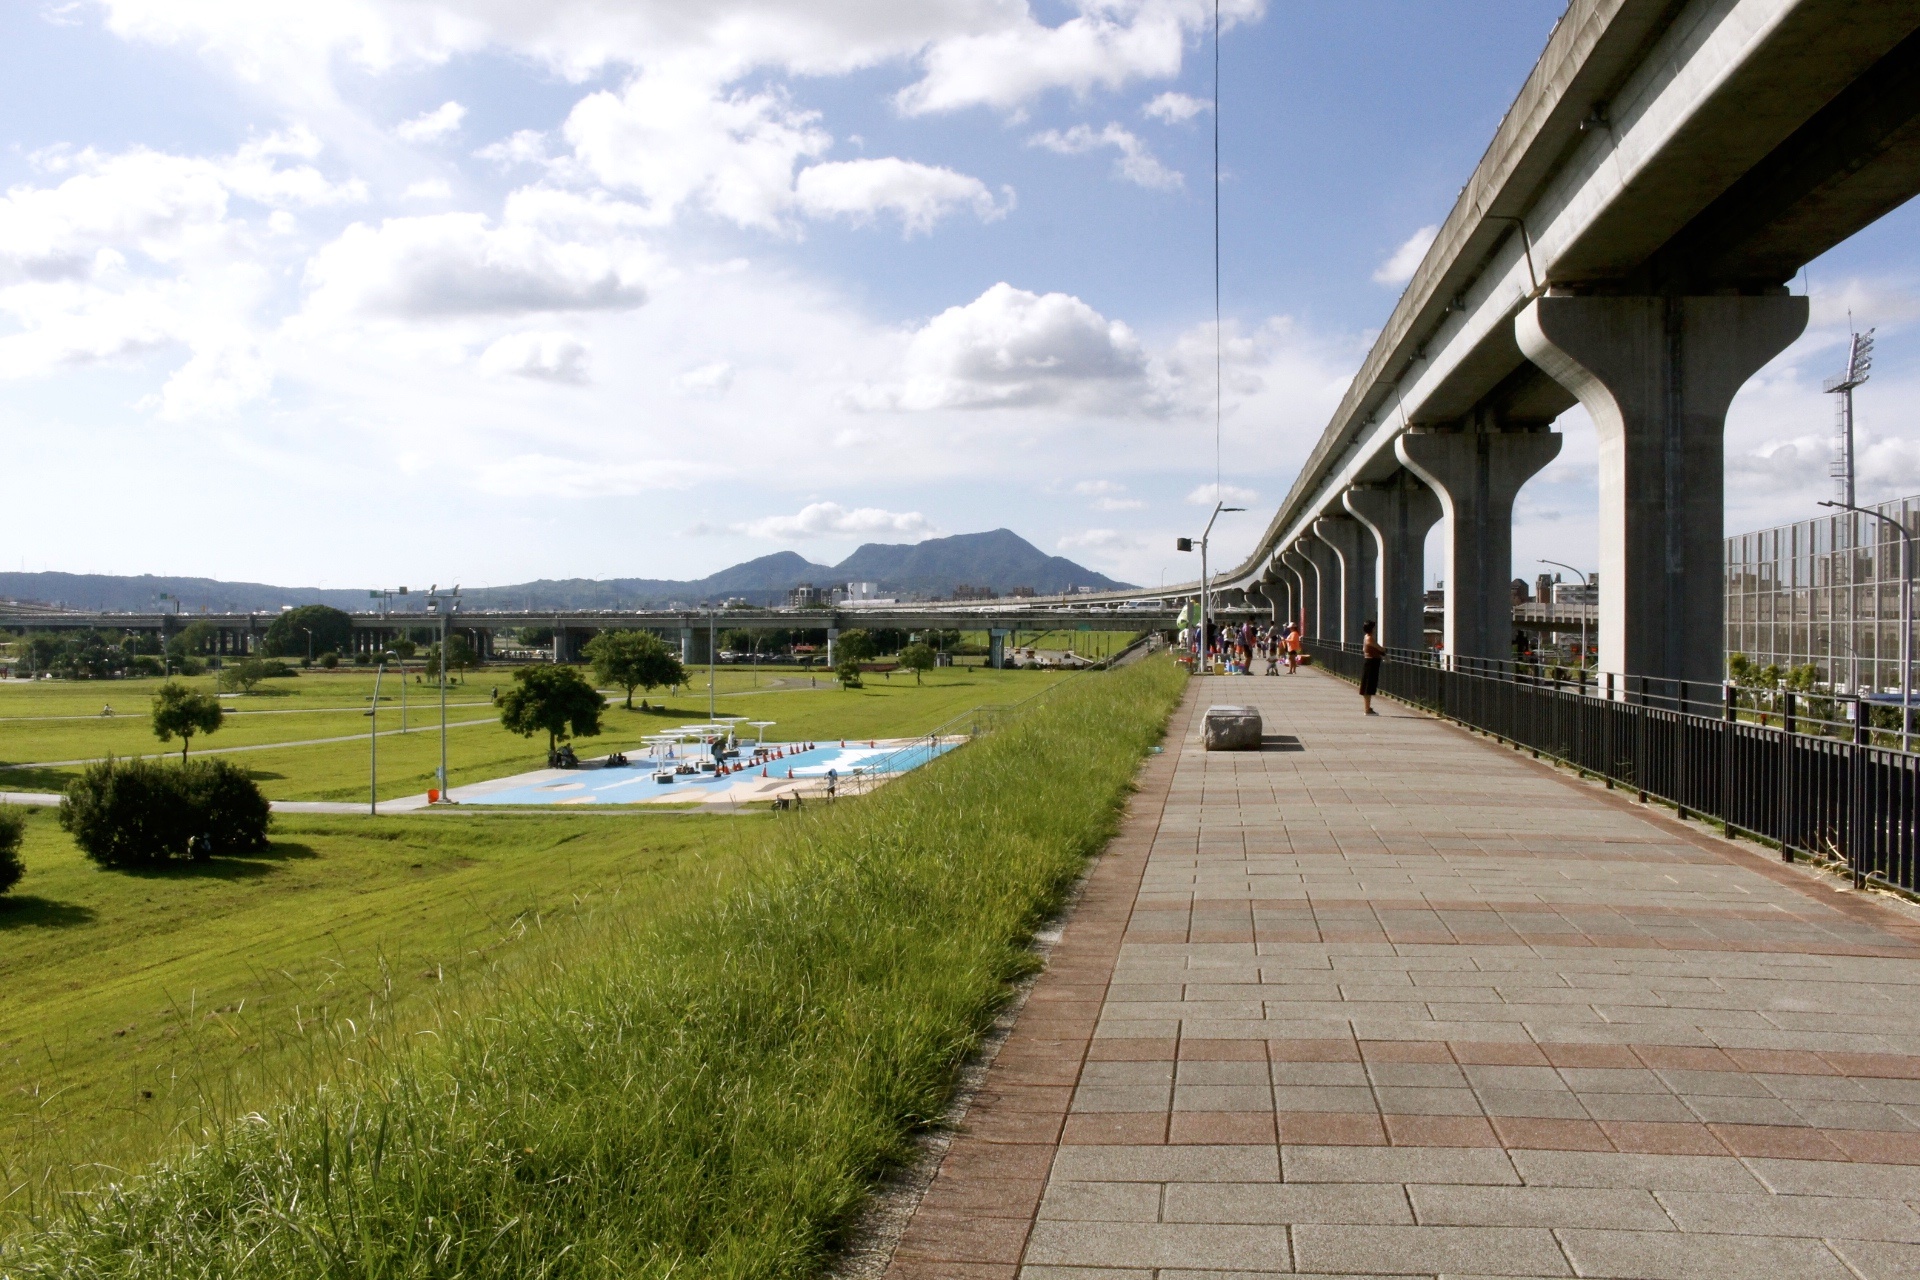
xmin=2 ymin=1 xmax=1917 ymax=594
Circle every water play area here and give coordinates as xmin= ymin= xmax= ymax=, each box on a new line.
xmin=447 ymin=722 xmax=962 ymax=808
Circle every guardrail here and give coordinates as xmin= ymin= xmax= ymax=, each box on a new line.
xmin=1313 ymin=642 xmax=1920 ymax=893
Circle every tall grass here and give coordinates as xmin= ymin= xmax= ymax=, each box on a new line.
xmin=8 ymin=657 xmax=1185 ymax=1278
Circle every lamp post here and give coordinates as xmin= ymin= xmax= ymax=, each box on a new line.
xmin=1538 ymin=559 xmax=1594 ymax=679
xmin=1176 ymin=502 xmax=1244 ymax=673
xmin=1821 ymin=500 xmax=1913 ymax=753
xmin=369 ymin=654 xmax=387 ymax=815
xmin=301 ymin=626 xmax=313 ymax=665
xmin=427 ymin=584 xmax=460 ymax=799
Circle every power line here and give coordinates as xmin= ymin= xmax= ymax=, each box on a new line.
xmin=1213 ymin=0 xmax=1222 ymax=496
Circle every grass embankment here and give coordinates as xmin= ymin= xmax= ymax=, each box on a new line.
xmin=2 ymin=810 xmax=752 ymax=1215
xmin=5 ymin=656 xmax=1186 ymax=1278
xmin=0 ymin=667 xmax=1071 ymax=802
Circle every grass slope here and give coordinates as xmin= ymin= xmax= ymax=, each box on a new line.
xmin=5 ymin=656 xmax=1185 ymax=1278
xmin=1 ymin=810 xmax=753 ymax=1214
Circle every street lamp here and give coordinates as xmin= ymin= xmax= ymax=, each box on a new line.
xmin=1538 ymin=559 xmax=1594 ymax=679
xmin=1176 ymin=502 xmax=1245 ymax=672
xmin=427 ymin=584 xmax=461 ymax=799
xmin=301 ymin=626 xmax=313 ymax=665
xmin=1820 ymin=500 xmax=1913 ymax=753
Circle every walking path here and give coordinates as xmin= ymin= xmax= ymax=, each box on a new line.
xmin=882 ymin=668 xmax=1920 ymax=1279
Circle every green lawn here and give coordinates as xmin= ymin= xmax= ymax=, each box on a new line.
xmin=0 ymin=805 xmax=758 ymax=1218
xmin=7 ymin=657 xmax=1187 ymax=1276
xmin=0 ymin=666 xmax=1072 ymax=802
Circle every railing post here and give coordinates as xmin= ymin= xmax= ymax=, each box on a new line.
xmin=1780 ymin=691 xmax=1796 ymax=862
xmin=1604 ymin=671 xmax=1615 ymax=788
xmin=1852 ymin=699 xmax=1869 ymax=889
xmin=1722 ymin=681 xmax=1736 ymax=837
xmin=1635 ymin=675 xmax=1648 ymax=802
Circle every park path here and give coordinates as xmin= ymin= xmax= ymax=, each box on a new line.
xmin=880 ymin=667 xmax=1920 ymax=1279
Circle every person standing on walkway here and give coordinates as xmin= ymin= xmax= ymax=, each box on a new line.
xmin=1359 ymin=620 xmax=1384 ymax=715
xmin=1285 ymin=623 xmax=1302 ymax=674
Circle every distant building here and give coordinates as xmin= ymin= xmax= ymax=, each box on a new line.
xmin=1511 ymin=578 xmax=1531 ymax=605
xmin=787 ymin=583 xmax=826 ymax=608
xmin=845 ymin=581 xmax=882 ymax=601
xmin=1726 ymin=494 xmax=1920 ymax=693
xmin=953 ymin=584 xmax=997 ymax=601
xmin=1009 ymin=586 xmax=1037 ymax=598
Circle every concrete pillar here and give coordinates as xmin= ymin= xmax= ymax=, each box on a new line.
xmin=826 ymin=627 xmax=838 ymax=666
xmin=1312 ymin=514 xmax=1372 ymax=646
xmin=1295 ymin=537 xmax=1340 ymax=641
xmin=1345 ymin=472 xmax=1443 ymax=652
xmin=679 ymin=626 xmax=692 ymax=666
xmin=1516 ymin=293 xmax=1807 ymax=687
xmin=1281 ymin=545 xmax=1319 ymax=638
xmin=1259 ymin=573 xmax=1282 ymax=622
xmin=552 ymin=626 xmax=566 ymax=664
xmin=1273 ymin=555 xmax=1303 ymax=630
xmin=1397 ymin=428 xmax=1561 ymax=662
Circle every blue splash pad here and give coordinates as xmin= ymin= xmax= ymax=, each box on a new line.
xmin=469 ymin=740 xmax=959 ymax=806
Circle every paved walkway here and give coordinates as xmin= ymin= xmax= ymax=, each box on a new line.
xmin=882 ymin=668 xmax=1920 ymax=1279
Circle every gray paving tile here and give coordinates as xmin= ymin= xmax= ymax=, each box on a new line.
xmin=1408 ymin=1185 xmax=1670 ymax=1230
xmin=1292 ymin=1225 xmax=1570 ymax=1276
xmin=1053 ymin=1145 xmax=1279 ymax=1184
xmin=1023 ymin=1221 xmax=1293 ymax=1271
xmin=1555 ymin=1228 xmax=1854 ymax=1279
xmin=1284 ymin=1146 xmax=1520 ymax=1186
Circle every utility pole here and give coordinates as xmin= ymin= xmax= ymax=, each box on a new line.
xmin=1177 ymin=502 xmax=1244 ymax=672
xmin=369 ymin=656 xmax=385 ymax=815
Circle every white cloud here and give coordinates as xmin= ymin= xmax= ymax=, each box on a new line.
xmin=394 ymin=100 xmax=466 ymax=143
xmin=96 ymin=0 xmax=1261 ymax=120
xmin=402 ymin=178 xmax=452 ymax=201
xmin=851 ymin=282 xmax=1158 ymax=412
xmin=1187 ymin=482 xmax=1258 ymax=505
xmin=898 ymin=0 xmax=1264 ymax=117
xmin=1059 ymin=528 xmax=1144 ymax=552
xmin=562 ymin=64 xmax=830 ymax=231
xmin=794 ymin=158 xmax=1010 ymax=236
xmin=479 ymin=331 xmax=591 ymax=383
xmin=1372 ymin=223 xmax=1438 ymax=286
xmin=1028 ymin=123 xmax=1181 ymax=190
xmin=475 ymin=130 xmax=550 ymax=168
xmin=671 ymin=360 xmax=733 ymax=397
xmin=740 ymin=501 xmax=935 ymax=540
xmin=1142 ymin=91 xmax=1208 ymax=123
xmin=472 ymin=453 xmax=707 ymax=498
xmin=1073 ymin=479 xmax=1145 ymax=510
xmin=300 ymin=210 xmax=649 ymax=320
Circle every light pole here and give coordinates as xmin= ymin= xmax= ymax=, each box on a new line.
xmin=369 ymin=654 xmax=387 ymax=815
xmin=1821 ymin=500 xmax=1913 ymax=753
xmin=301 ymin=626 xmax=313 ymax=665
xmin=709 ymin=605 xmax=717 ymax=721
xmin=427 ymin=584 xmax=460 ymax=799
xmin=1176 ymin=502 xmax=1244 ymax=672
xmin=1538 ymin=559 xmax=1594 ymax=678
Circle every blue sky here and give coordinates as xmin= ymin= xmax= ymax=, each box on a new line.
xmin=2 ymin=1 xmax=1916 ymax=592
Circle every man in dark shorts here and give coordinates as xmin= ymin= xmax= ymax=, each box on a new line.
xmin=1359 ymin=621 xmax=1384 ymax=716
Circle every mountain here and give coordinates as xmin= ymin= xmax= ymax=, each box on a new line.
xmin=835 ymin=529 xmax=1128 ymax=596
xmin=0 ymin=532 xmax=1130 ymax=615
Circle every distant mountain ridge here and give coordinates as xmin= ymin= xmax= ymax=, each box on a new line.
xmin=0 ymin=531 xmax=1131 ymax=614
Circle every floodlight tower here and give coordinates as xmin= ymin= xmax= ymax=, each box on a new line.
xmin=1827 ymin=327 xmax=1875 ymax=510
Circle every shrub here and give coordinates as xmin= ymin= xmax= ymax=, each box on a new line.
xmin=59 ymin=758 xmax=270 ymax=868
xmin=0 ymin=806 xmax=23 ymax=895
xmin=319 ymin=651 xmax=340 ymax=669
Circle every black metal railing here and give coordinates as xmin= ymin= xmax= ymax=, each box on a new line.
xmin=1315 ymin=642 xmax=1920 ymax=892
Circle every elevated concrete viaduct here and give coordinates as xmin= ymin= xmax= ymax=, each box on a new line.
xmin=1208 ymin=0 xmax=1920 ymax=689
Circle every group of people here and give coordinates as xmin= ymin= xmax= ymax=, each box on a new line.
xmin=1178 ymin=620 xmax=1306 ymax=676
xmin=1177 ymin=617 xmax=1389 ymax=716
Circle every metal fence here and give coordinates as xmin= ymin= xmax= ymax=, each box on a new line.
xmin=1314 ymin=642 xmax=1920 ymax=893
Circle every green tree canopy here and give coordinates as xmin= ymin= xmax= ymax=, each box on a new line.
xmin=584 ymin=630 xmax=686 ymax=709
xmin=422 ymin=634 xmax=477 ymax=680
xmin=0 ymin=806 xmax=23 ymax=896
xmin=898 ymin=642 xmax=936 ymax=685
xmin=151 ymin=682 xmax=224 ymax=761
xmin=165 ymin=620 xmax=218 ymax=660
xmin=835 ymin=629 xmax=878 ymax=664
xmin=499 ymin=665 xmax=605 ymax=752
xmin=217 ymin=656 xmax=273 ymax=694
xmin=261 ymin=606 xmax=353 ymax=660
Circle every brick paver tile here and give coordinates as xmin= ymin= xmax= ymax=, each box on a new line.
xmin=884 ymin=672 xmax=1920 ymax=1279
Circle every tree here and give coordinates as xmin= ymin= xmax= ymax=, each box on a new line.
xmin=261 ymin=605 xmax=353 ymax=660
xmin=899 ymin=642 xmax=936 ymax=685
xmin=499 ymin=665 xmax=605 ymax=753
xmin=218 ymin=656 xmax=273 ymax=694
xmin=835 ymin=657 xmax=864 ymax=689
xmin=422 ymin=634 xmax=477 ymax=681
xmin=390 ymin=637 xmax=418 ymax=660
xmin=166 ymin=621 xmax=218 ymax=663
xmin=151 ymin=682 xmax=224 ymax=761
xmin=836 ymin=628 xmax=878 ymax=664
xmin=584 ymin=630 xmax=686 ymax=709
xmin=0 ymin=806 xmax=23 ymax=895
